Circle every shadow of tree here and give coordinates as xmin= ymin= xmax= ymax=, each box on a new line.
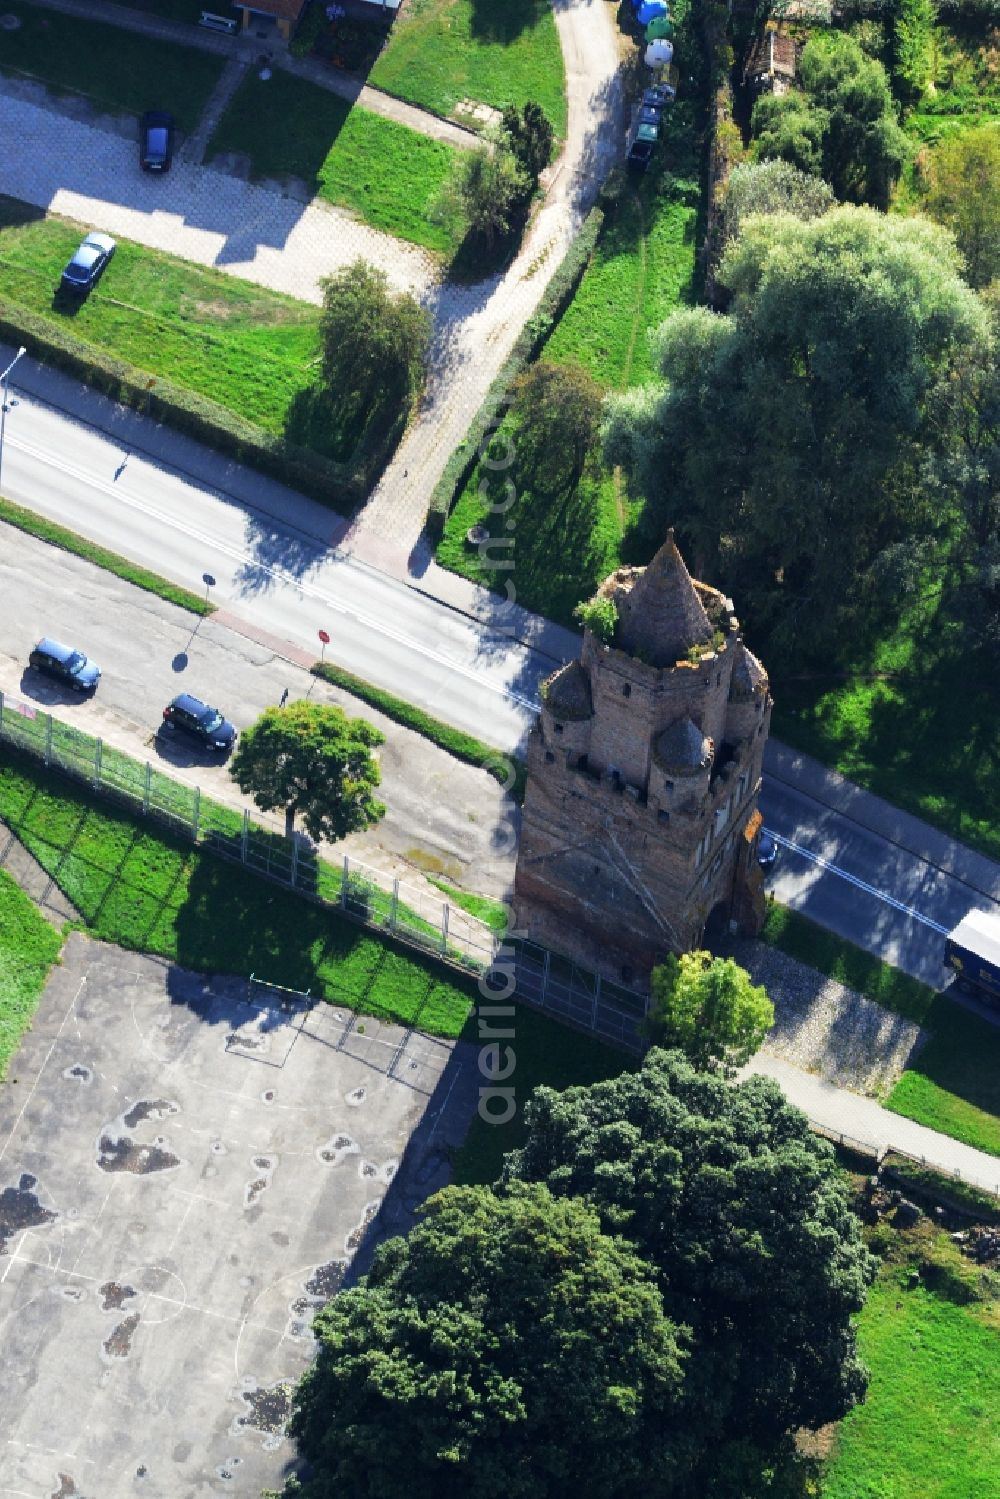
xmin=468 ymin=0 xmax=552 ymax=45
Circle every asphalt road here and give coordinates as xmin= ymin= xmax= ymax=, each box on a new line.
xmin=2 ymin=362 xmax=999 ymax=992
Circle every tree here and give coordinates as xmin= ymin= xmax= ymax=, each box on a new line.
xmin=750 ymin=92 xmax=827 ymax=179
xmin=604 ymin=207 xmax=989 ymax=662
xmin=797 ymin=32 xmax=910 ymax=208
xmin=922 ymin=124 xmax=1000 ymax=289
xmin=438 ymin=131 xmax=531 ymax=248
xmin=719 ymin=159 xmax=833 ymax=253
xmin=501 ymin=100 xmax=554 ymax=186
xmin=230 ymin=700 xmax=385 ymax=840
xmin=318 ymin=261 xmax=431 ymax=431
xmin=751 ymin=34 xmax=909 ymax=208
xmin=510 ymin=360 xmax=604 ymax=492
xmin=287 ymin=1183 xmax=690 ymax=1499
xmin=646 ymin=950 xmax=774 ymax=1072
xmin=892 ymin=0 xmax=937 ymax=98
xmin=502 ymin=1050 xmax=876 ymax=1475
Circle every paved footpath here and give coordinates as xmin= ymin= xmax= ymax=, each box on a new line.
xmin=746 ymin=1052 xmax=1000 ymax=1196
xmin=27 ymin=0 xmax=477 ymax=149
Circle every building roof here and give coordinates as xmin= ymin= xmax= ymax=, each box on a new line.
xmin=241 ymin=0 xmax=307 ymax=20
xmin=729 ymin=645 xmax=769 ymax=701
xmin=745 ymin=30 xmax=797 ymax=85
xmin=613 ymin=531 xmax=714 ymax=667
xmin=653 ymin=717 xmax=713 ymax=775
xmin=544 ymin=660 xmax=593 ymax=721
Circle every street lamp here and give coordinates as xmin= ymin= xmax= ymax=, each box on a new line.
xmin=0 ymin=345 xmax=26 ymax=498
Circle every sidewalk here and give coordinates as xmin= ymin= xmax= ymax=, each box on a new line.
xmin=30 ymin=0 xmax=476 ymax=148
xmin=746 ymin=1052 xmax=1000 ymax=1196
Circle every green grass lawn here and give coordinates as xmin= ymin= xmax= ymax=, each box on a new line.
xmin=0 ymin=870 xmax=63 ymax=1081
xmin=772 ymin=597 xmax=1000 ymax=866
xmin=452 ymin=1003 xmax=634 ymax=1185
xmin=369 ymin=0 xmax=566 ymax=137
xmin=0 ymin=197 xmax=369 ymax=462
xmin=427 ymin=879 xmax=509 ymax=934
xmin=0 ymin=1 xmax=223 ymax=129
xmin=206 ymin=70 xmax=460 ymax=254
xmin=886 ymin=999 xmax=1000 ymax=1161
xmin=0 ymin=752 xmax=474 ymax=1038
xmin=904 ymin=17 xmax=1000 ymax=145
xmin=821 ymin=1254 xmax=1000 ymax=1498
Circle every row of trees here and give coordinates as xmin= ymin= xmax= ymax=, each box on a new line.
xmin=280 ymin=993 xmax=875 ymax=1499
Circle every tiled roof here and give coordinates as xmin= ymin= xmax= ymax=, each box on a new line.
xmin=729 ymin=646 xmax=768 ymax=700
xmin=653 ymin=717 xmax=713 ymax=774
xmin=614 ymin=531 xmax=713 ymax=667
xmin=544 ymin=660 xmax=593 ymax=721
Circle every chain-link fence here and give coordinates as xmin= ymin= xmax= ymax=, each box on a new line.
xmin=0 ymin=691 xmax=652 ymax=1047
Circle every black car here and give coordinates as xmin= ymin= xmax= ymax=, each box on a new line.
xmin=161 ymin=693 xmax=237 ymax=752
xmin=60 ymin=232 xmax=116 ymax=295
xmin=29 ymin=637 xmax=101 ymax=692
xmin=757 ymin=831 xmax=778 ymax=869
xmin=140 ymin=110 xmax=175 ymax=172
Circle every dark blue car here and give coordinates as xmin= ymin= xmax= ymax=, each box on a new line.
xmin=29 ymin=638 xmax=101 ymax=692
xmin=141 ymin=110 xmax=175 ymax=172
xmin=161 ymin=693 xmax=237 ymax=753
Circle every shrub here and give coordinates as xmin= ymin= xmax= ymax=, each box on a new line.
xmin=573 ymin=595 xmax=618 ymax=642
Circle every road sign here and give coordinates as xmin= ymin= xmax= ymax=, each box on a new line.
xmin=318 ymin=629 xmax=330 ymax=644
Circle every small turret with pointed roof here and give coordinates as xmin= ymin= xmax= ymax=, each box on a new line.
xmin=605 ymin=529 xmax=715 ymax=667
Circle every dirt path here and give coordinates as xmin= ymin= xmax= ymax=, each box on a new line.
xmin=342 ymin=0 xmax=625 ymax=569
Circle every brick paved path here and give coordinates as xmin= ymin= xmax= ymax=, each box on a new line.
xmin=0 ymin=91 xmax=437 ymax=301
xmin=746 ymin=1052 xmax=1000 ymax=1196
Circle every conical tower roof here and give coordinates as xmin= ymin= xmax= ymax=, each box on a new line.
xmin=615 ymin=531 xmax=713 ymax=667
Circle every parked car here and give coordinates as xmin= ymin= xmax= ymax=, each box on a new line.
xmin=140 ymin=110 xmax=175 ymax=172
xmin=60 ymin=232 xmax=116 ymax=295
xmin=160 ymin=693 xmax=237 ymax=753
xmin=29 ymin=637 xmax=101 ymax=692
xmin=757 ymin=831 xmax=778 ymax=869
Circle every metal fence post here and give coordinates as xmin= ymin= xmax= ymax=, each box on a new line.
xmin=143 ymin=761 xmax=151 ymax=816
xmin=241 ymin=809 xmax=250 ymax=865
xmin=93 ymin=738 xmax=102 ymax=790
xmin=440 ymin=901 xmax=449 ymax=956
xmin=192 ymin=786 xmax=200 ymax=841
xmin=390 ymin=878 xmax=399 ymax=933
xmin=0 ymin=689 xmax=4 ymax=730
xmin=341 ymin=855 xmax=349 ymax=909
xmin=290 ymin=836 xmax=299 ymax=889
xmin=592 ymin=973 xmax=602 ymax=1030
xmin=541 ymin=947 xmax=551 ymax=1006
xmin=44 ymin=713 xmax=53 ymax=766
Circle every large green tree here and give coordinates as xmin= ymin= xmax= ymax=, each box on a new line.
xmin=604 ymin=207 xmax=989 ymax=661
xmin=510 ymin=359 xmax=604 ymax=493
xmin=230 ymin=700 xmax=385 ymax=840
xmin=718 ymin=158 xmax=833 ymax=255
xmin=751 ymin=33 xmax=909 ymax=208
xmin=318 ymin=260 xmax=431 ymax=432
xmin=502 ymin=1049 xmax=876 ymax=1470
xmin=647 ymin=951 xmax=774 ymax=1072
xmin=438 ymin=130 xmax=531 ymax=249
xmin=922 ymin=124 xmax=1000 ymax=290
xmin=287 ymin=1183 xmax=691 ymax=1499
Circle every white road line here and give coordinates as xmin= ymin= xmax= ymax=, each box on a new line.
xmin=769 ymin=831 xmax=950 ymax=935
xmin=9 ymin=431 xmax=543 ymax=714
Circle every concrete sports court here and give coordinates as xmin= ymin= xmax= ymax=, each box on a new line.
xmin=0 ymin=934 xmax=478 ymax=1499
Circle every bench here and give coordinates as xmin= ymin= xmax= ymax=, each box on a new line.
xmin=199 ymin=11 xmax=239 ymax=33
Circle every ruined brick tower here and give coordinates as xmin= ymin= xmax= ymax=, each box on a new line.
xmin=513 ymin=532 xmax=772 ymax=985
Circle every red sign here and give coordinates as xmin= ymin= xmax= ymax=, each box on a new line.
xmin=318 ymin=629 xmax=331 ymax=644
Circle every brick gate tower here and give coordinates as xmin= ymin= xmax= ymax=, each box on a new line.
xmin=512 ymin=532 xmax=772 ymax=985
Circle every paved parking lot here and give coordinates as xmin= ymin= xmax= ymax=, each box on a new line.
xmin=0 ymin=934 xmax=479 ymax=1499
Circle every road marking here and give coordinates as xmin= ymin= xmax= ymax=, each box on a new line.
xmin=8 ymin=431 xmax=543 ymax=717
xmin=769 ymin=831 xmax=950 ymax=935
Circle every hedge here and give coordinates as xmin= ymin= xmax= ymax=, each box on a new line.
xmin=0 ymin=296 xmax=379 ymax=512
xmin=311 ymin=660 xmax=527 ymax=801
xmin=425 ymin=203 xmax=605 ymax=541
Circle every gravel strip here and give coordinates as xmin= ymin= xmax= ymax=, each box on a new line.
xmin=727 ymin=938 xmax=925 ymax=1098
